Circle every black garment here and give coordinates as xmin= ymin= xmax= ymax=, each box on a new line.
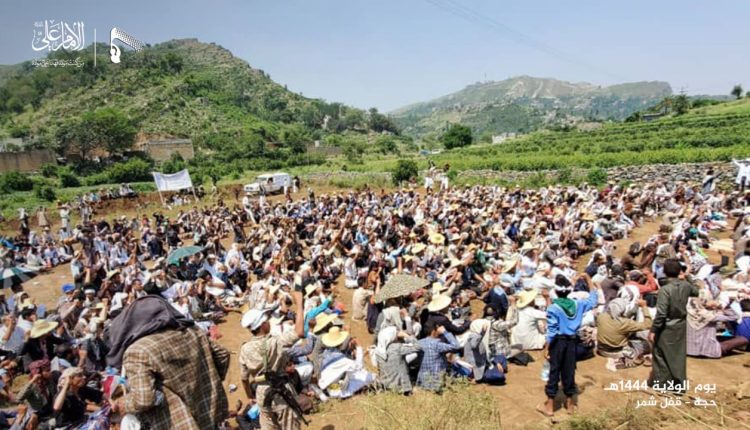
xmin=166 ymin=229 xmax=181 ymax=248
xmin=545 ymin=335 xmax=577 ymax=398
xmin=21 ymin=336 xmax=66 ymax=361
xmin=419 ymin=312 xmax=470 ymax=338
xmin=54 ymin=386 xmax=102 ymax=428
xmin=600 ymin=278 xmax=624 ymax=304
xmin=105 ymin=295 xmax=194 ymax=369
xmin=82 ymin=337 xmax=109 ymax=372
xmin=584 ymin=263 xmax=600 ymax=278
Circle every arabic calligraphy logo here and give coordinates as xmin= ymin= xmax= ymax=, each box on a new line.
xmin=32 ymin=20 xmax=85 ymax=52
xmin=109 ymin=27 xmax=145 ymax=64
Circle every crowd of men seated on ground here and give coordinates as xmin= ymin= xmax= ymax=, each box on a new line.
xmin=0 ymin=176 xmax=748 ymax=429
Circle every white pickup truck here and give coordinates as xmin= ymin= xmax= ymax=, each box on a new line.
xmin=243 ymin=172 xmax=292 ymax=195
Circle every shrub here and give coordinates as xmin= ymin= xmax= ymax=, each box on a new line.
xmin=556 ymin=167 xmax=573 ymax=184
xmin=0 ymin=172 xmax=34 ymax=193
xmin=391 ymin=159 xmax=418 ymax=185
xmin=59 ymin=171 xmax=81 ymax=188
xmin=83 ymin=172 xmax=111 ymax=186
xmin=107 ymin=158 xmax=152 ymax=183
xmin=34 ymin=185 xmax=57 ymax=201
xmin=441 ymin=124 xmax=473 ymax=149
xmin=161 ymin=152 xmax=186 ymax=174
xmin=586 ymin=167 xmax=608 ymax=186
xmin=40 ymin=163 xmax=58 ymax=178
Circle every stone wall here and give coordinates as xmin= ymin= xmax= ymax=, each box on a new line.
xmin=140 ymin=140 xmax=195 ymax=162
xmin=0 ymin=149 xmax=55 ymax=172
xmin=301 ymin=162 xmax=737 ymax=189
xmin=455 ymin=162 xmax=736 ymax=186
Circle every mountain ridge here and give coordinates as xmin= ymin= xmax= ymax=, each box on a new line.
xmin=389 ymin=76 xmax=673 ymax=138
xmin=0 ymin=38 xmax=398 ymax=160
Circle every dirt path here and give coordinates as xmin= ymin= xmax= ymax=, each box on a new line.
xmin=14 ymin=196 xmax=749 ymax=429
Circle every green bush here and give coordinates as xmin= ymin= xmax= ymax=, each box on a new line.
xmin=441 ymin=124 xmax=473 ymax=149
xmin=556 ymin=168 xmax=573 ymax=184
xmin=34 ymin=185 xmax=57 ymax=201
xmin=59 ymin=171 xmax=81 ymax=188
xmin=83 ymin=172 xmax=111 ymax=186
xmin=107 ymin=158 xmax=152 ymax=183
xmin=391 ymin=159 xmax=419 ymax=185
xmin=0 ymin=171 xmax=34 ymax=193
xmin=586 ymin=167 xmax=608 ymax=186
xmin=40 ymin=163 xmax=59 ymax=178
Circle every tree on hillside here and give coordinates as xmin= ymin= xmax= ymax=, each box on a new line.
xmin=80 ymin=108 xmax=138 ymax=155
xmin=673 ymin=94 xmax=690 ymax=115
xmin=441 ymin=124 xmax=473 ymax=149
xmin=731 ymin=84 xmax=744 ymax=100
xmin=391 ymin=159 xmax=418 ymax=185
xmin=56 ymin=108 xmax=137 ymax=159
xmin=375 ymin=135 xmax=399 ymax=155
xmin=368 ymin=108 xmax=400 ymax=134
xmin=279 ymin=125 xmax=308 ymax=154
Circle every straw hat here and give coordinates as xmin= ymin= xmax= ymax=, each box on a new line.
xmin=313 ymin=313 xmax=338 ymax=334
xmin=30 ymin=320 xmax=58 ymax=339
xmin=305 ymin=282 xmax=319 ymax=298
xmin=427 ymin=294 xmax=452 ymax=312
xmin=106 ymin=269 xmax=121 ymax=280
xmin=501 ymin=258 xmax=517 ymax=273
xmin=321 ymin=326 xmax=349 ymax=348
xmin=411 ymin=243 xmax=427 ymax=255
xmin=431 ymin=282 xmax=448 ymax=294
xmin=519 ymin=242 xmax=536 ymax=254
xmin=516 ymin=290 xmax=538 ymax=309
xmin=430 ymin=233 xmax=445 ymax=245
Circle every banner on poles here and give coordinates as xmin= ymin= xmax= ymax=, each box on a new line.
xmin=152 ymin=169 xmax=193 ymax=192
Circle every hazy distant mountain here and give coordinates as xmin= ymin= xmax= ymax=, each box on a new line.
xmin=390 ymin=75 xmax=673 ymax=137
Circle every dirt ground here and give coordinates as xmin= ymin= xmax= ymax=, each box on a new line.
xmin=11 ymin=186 xmax=750 ymax=429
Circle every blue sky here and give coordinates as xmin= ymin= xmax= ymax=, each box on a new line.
xmin=0 ymin=0 xmax=748 ymax=111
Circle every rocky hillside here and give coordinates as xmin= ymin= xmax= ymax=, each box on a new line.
xmin=390 ymin=75 xmax=673 ymax=137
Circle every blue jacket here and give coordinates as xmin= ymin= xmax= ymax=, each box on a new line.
xmin=545 ymin=291 xmax=598 ymax=344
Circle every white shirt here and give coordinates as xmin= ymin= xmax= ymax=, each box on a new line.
xmin=0 ymin=325 xmax=25 ymax=354
xmin=17 ymin=319 xmax=32 ymax=334
xmin=734 ymin=160 xmax=750 ymax=184
xmin=511 ymin=306 xmax=547 ymax=350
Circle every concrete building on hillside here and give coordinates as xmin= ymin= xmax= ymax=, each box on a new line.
xmin=137 ymin=138 xmax=194 ymax=162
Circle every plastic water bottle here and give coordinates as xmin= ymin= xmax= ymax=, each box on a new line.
xmin=247 ymin=404 xmax=260 ymax=420
xmin=540 ymin=360 xmax=550 ymax=381
xmin=310 ymin=384 xmax=328 ymax=402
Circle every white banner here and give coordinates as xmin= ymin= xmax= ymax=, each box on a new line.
xmin=152 ymin=169 xmax=193 ymax=192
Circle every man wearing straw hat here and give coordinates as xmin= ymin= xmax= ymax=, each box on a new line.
xmin=240 ymin=289 xmax=306 ymax=430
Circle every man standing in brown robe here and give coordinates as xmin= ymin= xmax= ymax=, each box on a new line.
xmin=648 ymin=259 xmax=699 ymax=393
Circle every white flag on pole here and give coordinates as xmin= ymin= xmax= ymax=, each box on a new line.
xmin=152 ymin=169 xmax=193 ymax=192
